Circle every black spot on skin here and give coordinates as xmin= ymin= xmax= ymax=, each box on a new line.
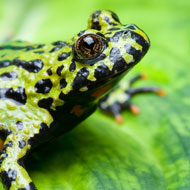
xmin=60 ymin=78 xmax=67 ymax=89
xmin=130 ymin=31 xmax=149 ymax=52
xmin=52 ymin=41 xmax=71 ymax=47
xmin=26 ymin=46 xmax=35 ymax=51
xmin=2 ymin=141 xmax=13 ymax=151
xmin=23 ymin=59 xmax=43 ymax=73
xmin=69 ymin=61 xmax=76 ymax=72
xmin=109 ymin=31 xmax=123 ymax=42
xmin=41 ymin=122 xmax=49 ymax=129
xmin=46 ymin=68 xmax=52 ymax=76
xmin=16 ymin=121 xmax=24 ymax=130
xmin=38 ymin=98 xmax=53 ymax=111
xmin=28 ymin=123 xmax=49 ymax=146
xmin=5 ymin=141 xmax=13 ymax=148
xmin=0 ymin=58 xmax=43 ymax=73
xmin=58 ymin=52 xmax=71 ymax=61
xmin=49 ymin=46 xmax=62 ymax=53
xmin=109 ymin=28 xmax=121 ymax=31
xmin=17 ymin=158 xmax=25 ymax=168
xmin=0 ymin=72 xmax=17 ymax=81
xmin=0 ymin=129 xmax=11 ymax=141
xmin=124 ymin=43 xmax=141 ymax=62
xmin=109 ymin=47 xmax=127 ymax=72
xmin=96 ymin=32 xmax=105 ymax=38
xmin=59 ymin=92 xmax=66 ymax=100
xmin=127 ymin=25 xmax=136 ymax=30
xmin=110 ymin=11 xmax=121 ymax=23
xmin=37 ymin=44 xmax=45 ymax=48
xmin=0 ymin=60 xmax=10 ymax=67
xmin=72 ymin=67 xmax=89 ymax=90
xmin=0 ymin=153 xmax=8 ymax=166
xmin=0 ymin=45 xmax=35 ymax=51
xmin=34 ymin=50 xmax=44 ymax=54
xmin=18 ymin=182 xmax=37 ymax=190
xmin=34 ymin=79 xmax=53 ymax=94
xmin=94 ymin=62 xmax=110 ymax=80
xmin=19 ymin=140 xmax=26 ymax=149
xmin=1 ymin=169 xmax=17 ymax=189
xmin=91 ymin=10 xmax=102 ymax=30
xmin=105 ymin=32 xmax=112 ymax=35
xmin=0 ymin=141 xmax=13 ymax=165
xmin=77 ymin=30 xmax=85 ymax=37
xmin=56 ymin=65 xmax=64 ymax=76
xmin=8 ymin=169 xmax=17 ymax=181
xmin=0 ymin=87 xmax=27 ymax=105
xmin=104 ymin=16 xmax=117 ymax=26
xmin=0 ymin=171 xmax=11 ymax=189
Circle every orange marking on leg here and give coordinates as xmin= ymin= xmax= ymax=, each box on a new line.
xmin=130 ymin=105 xmax=140 ymax=115
xmin=141 ymin=73 xmax=148 ymax=79
xmin=71 ymin=105 xmax=84 ymax=117
xmin=0 ymin=138 xmax=4 ymax=152
xmin=91 ymin=84 xmax=112 ymax=98
xmin=156 ymin=89 xmax=166 ymax=96
xmin=115 ymin=114 xmax=123 ymax=124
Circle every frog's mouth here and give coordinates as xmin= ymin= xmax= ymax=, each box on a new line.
xmin=71 ymin=64 xmax=128 ymax=95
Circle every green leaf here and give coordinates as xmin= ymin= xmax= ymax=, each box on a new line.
xmin=0 ymin=0 xmax=189 ymax=189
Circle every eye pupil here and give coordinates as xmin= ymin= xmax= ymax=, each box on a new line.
xmin=75 ymin=34 xmax=104 ymax=60
xmin=83 ymin=36 xmax=95 ymax=49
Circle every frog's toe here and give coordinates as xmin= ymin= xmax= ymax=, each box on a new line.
xmin=129 ymin=74 xmax=147 ymax=85
xmin=126 ymin=86 xmax=166 ymax=97
xmin=129 ymin=104 xmax=140 ymax=115
xmin=155 ymin=89 xmax=167 ymax=97
xmin=115 ymin=114 xmax=123 ymax=124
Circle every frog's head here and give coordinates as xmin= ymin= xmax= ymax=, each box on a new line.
xmin=60 ymin=10 xmax=150 ymax=103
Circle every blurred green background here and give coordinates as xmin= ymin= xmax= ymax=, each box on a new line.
xmin=0 ymin=0 xmax=189 ymax=189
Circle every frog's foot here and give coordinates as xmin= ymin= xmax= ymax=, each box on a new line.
xmin=0 ymin=133 xmax=37 ymax=190
xmin=99 ymin=74 xmax=166 ymax=123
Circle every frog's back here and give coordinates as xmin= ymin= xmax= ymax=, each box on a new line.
xmin=0 ymin=41 xmax=52 ymax=136
xmin=0 ymin=41 xmax=46 ymax=80
xmin=0 ymin=40 xmax=46 ymax=107
xmin=0 ymin=40 xmax=36 ymax=59
xmin=0 ymin=40 xmax=73 ymax=138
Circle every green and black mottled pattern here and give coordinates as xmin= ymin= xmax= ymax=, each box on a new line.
xmin=0 ymin=10 xmax=150 ymax=189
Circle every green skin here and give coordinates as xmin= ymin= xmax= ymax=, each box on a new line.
xmin=0 ymin=10 xmax=150 ymax=190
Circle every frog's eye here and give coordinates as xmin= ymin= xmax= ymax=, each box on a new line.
xmin=75 ymin=34 xmax=104 ymax=60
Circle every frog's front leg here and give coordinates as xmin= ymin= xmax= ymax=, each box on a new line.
xmin=0 ymin=132 xmax=37 ymax=190
xmin=0 ymin=126 xmax=40 ymax=190
xmin=99 ymin=74 xmax=166 ymax=123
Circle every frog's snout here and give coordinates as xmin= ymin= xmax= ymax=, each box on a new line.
xmin=110 ymin=25 xmax=150 ymax=75
xmin=127 ymin=24 xmax=150 ymax=57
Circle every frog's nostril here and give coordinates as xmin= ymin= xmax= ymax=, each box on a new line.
xmin=123 ymin=30 xmax=130 ymax=39
xmin=123 ymin=31 xmax=129 ymax=35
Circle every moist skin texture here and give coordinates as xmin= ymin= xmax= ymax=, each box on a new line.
xmin=0 ymin=10 xmax=150 ymax=190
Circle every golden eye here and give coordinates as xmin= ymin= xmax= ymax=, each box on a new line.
xmin=75 ymin=34 xmax=103 ymax=60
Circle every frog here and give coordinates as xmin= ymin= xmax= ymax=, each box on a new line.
xmin=0 ymin=10 xmax=154 ymax=189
